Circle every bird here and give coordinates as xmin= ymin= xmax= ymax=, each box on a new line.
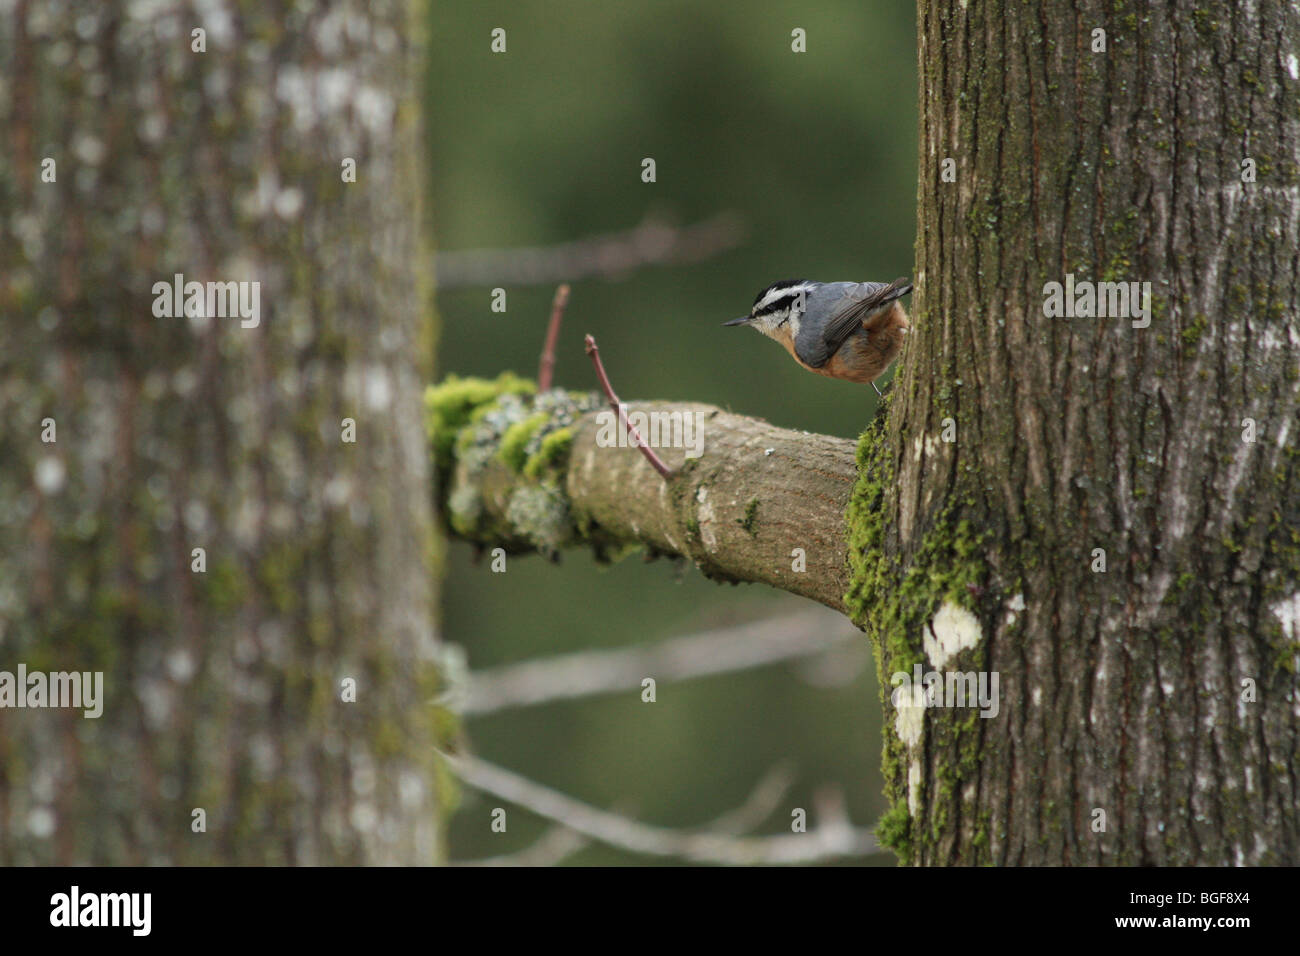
xmin=723 ymin=277 xmax=912 ymax=395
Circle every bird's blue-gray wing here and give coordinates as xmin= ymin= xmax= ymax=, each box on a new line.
xmin=793 ymin=279 xmax=910 ymax=368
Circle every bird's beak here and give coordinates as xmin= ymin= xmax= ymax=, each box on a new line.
xmin=723 ymin=315 xmax=751 ymax=326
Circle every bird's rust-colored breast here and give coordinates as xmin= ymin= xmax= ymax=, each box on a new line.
xmin=811 ymin=302 xmax=910 ymax=384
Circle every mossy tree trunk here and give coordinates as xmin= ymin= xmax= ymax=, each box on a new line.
xmin=850 ymin=0 xmax=1299 ymax=864
xmin=0 ymin=1 xmax=441 ymax=863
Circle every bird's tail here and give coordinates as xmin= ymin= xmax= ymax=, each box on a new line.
xmin=859 ymin=276 xmax=913 ymax=330
xmin=874 ymin=276 xmax=912 ymax=305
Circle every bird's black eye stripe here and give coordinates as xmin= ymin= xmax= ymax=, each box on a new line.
xmin=751 ymin=279 xmax=806 ymax=310
xmin=752 ymin=289 xmax=805 ymax=319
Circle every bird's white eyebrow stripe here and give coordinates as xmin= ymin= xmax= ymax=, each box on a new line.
xmin=754 ymin=282 xmax=816 ymax=312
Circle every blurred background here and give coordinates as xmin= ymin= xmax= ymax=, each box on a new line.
xmin=428 ymin=0 xmax=917 ymax=864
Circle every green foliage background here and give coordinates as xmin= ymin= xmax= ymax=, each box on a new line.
xmin=427 ymin=0 xmax=916 ymax=864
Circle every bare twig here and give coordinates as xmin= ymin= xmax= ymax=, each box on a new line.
xmin=432 ymin=212 xmax=745 ymax=290
xmin=458 ymin=607 xmax=857 ymax=716
xmin=706 ymin=763 xmax=798 ymax=836
xmin=537 ymin=284 xmax=569 ymax=392
xmin=453 ymin=763 xmax=798 ymax=867
xmin=454 ymin=824 xmax=590 ymax=868
xmin=441 ymin=750 xmax=879 ymax=865
xmin=584 ymin=334 xmax=675 ymax=480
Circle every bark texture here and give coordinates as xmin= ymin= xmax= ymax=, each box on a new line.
xmin=0 ymin=0 xmax=440 ymax=864
xmin=850 ymin=0 xmax=1300 ymax=864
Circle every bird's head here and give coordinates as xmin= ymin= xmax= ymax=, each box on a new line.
xmin=723 ymin=279 xmax=815 ymax=344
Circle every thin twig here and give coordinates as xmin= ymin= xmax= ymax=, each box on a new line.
xmin=454 ymin=824 xmax=590 ymax=868
xmin=583 ymin=334 xmax=674 ymax=480
xmin=706 ymin=763 xmax=798 ymax=836
xmin=432 ymin=212 xmax=745 ymax=290
xmin=441 ymin=750 xmax=879 ymax=865
xmin=537 ymin=284 xmax=569 ymax=392
xmin=453 ymin=763 xmax=798 ymax=867
xmin=457 ymin=607 xmax=857 ymax=716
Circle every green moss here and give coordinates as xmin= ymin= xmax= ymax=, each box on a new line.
xmin=846 ymin=427 xmax=986 ymax=669
xmin=1181 ymin=312 xmax=1209 ymax=348
xmin=424 ymin=372 xmax=535 ymax=469
xmin=498 ymin=412 xmax=550 ymax=473
xmin=685 ymin=516 xmax=700 ymax=539
xmin=429 ymin=380 xmax=603 ymax=557
xmin=876 ymin=800 xmax=913 ymax=864
xmin=737 ymin=498 xmax=759 ymax=537
xmin=258 ymin=542 xmax=305 ymax=614
xmin=523 ymin=426 xmax=574 ymax=479
xmin=200 ymin=558 xmax=246 ymax=612
xmin=432 ymin=750 xmax=462 ymax=821
xmin=844 ymin=395 xmax=990 ymax=865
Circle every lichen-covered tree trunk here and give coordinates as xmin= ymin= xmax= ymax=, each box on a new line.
xmin=0 ymin=1 xmax=441 ymax=863
xmin=849 ymin=0 xmax=1300 ymax=864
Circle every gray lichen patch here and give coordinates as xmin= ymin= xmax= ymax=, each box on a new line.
xmin=505 ymin=483 xmax=570 ymax=556
xmin=430 ymin=377 xmax=600 ymax=545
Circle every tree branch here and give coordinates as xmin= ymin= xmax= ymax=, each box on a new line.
xmin=442 ymin=751 xmax=878 ymax=865
xmin=453 ymin=763 xmax=798 ymax=866
xmin=457 ymin=607 xmax=858 ymax=716
xmin=428 ymin=381 xmax=859 ymax=613
xmin=431 ymin=212 xmax=745 ymax=289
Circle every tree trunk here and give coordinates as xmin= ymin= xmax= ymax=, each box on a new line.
xmin=850 ymin=0 xmax=1300 ymax=864
xmin=0 ymin=1 xmax=440 ymax=864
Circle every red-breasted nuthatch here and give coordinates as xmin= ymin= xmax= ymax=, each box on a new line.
xmin=723 ymin=277 xmax=912 ymax=394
